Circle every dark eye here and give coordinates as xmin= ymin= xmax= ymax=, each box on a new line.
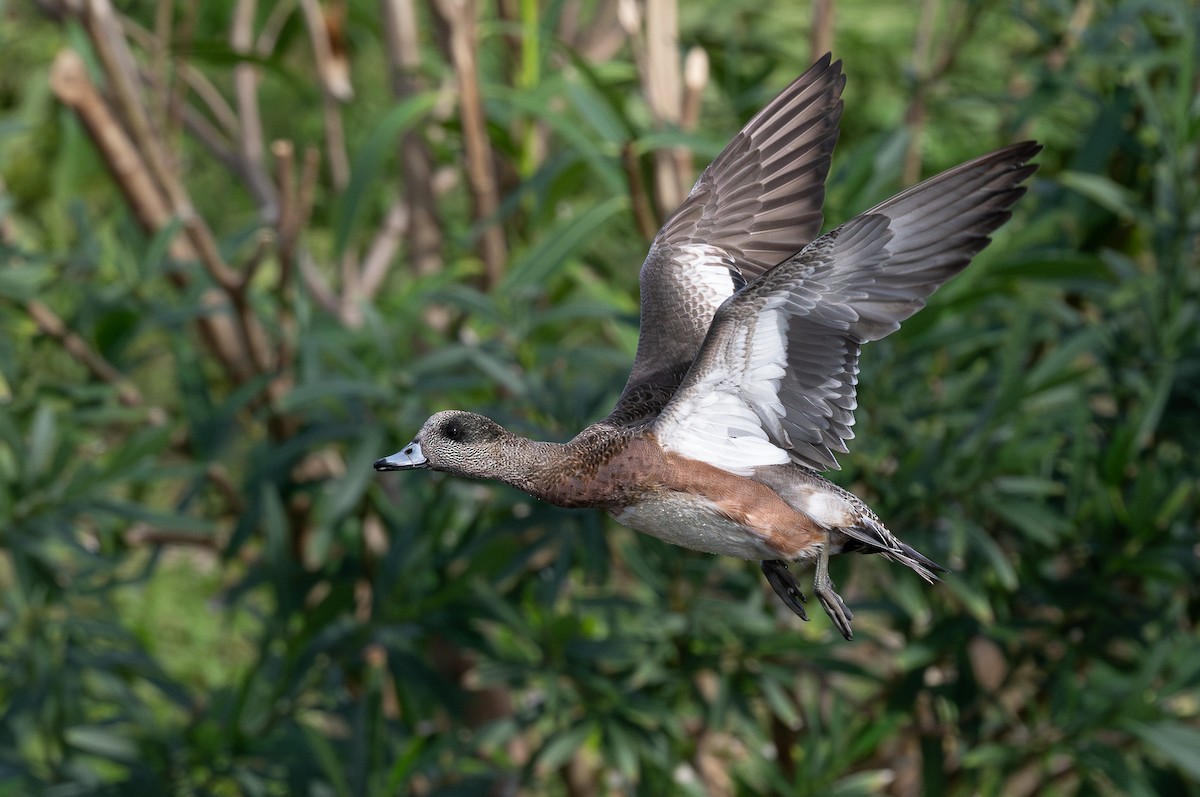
xmin=443 ymin=422 xmax=462 ymax=441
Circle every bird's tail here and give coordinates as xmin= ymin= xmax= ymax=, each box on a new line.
xmin=840 ymin=516 xmax=947 ymax=584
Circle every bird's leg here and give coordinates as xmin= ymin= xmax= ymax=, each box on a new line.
xmin=813 ymin=545 xmax=855 ymax=640
xmin=760 ymin=560 xmax=808 ymax=622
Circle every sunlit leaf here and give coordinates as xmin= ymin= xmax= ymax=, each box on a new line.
xmin=1126 ymin=721 xmax=1200 ymax=781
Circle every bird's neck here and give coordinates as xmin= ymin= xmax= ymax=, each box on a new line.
xmin=500 ymin=425 xmax=636 ymax=509
xmin=492 ymin=435 xmax=570 ymax=500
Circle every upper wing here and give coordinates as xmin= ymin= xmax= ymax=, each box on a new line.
xmin=653 ymin=141 xmax=1042 ymax=473
xmin=604 ymin=55 xmax=846 ymax=427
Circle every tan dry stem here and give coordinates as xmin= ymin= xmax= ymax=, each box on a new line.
xmin=810 ymin=0 xmax=835 ymax=62
xmin=25 ymin=300 xmax=144 ymax=408
xmin=50 ymin=49 xmax=259 ymax=382
xmin=380 ymin=0 xmax=446 ymax=282
xmin=299 ymin=0 xmax=352 ymax=189
xmin=232 ymin=0 xmax=280 ymax=219
xmin=435 ymin=0 xmax=508 ymax=288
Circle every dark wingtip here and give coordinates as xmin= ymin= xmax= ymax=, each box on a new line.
xmin=817 ymin=51 xmax=846 ymax=89
xmin=996 ymin=140 xmax=1043 ymax=176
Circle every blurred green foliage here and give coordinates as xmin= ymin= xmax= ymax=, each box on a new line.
xmin=1 ymin=1 xmax=1198 ymax=795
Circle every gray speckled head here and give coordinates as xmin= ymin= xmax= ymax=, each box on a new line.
xmin=375 ymin=410 xmax=510 ymax=477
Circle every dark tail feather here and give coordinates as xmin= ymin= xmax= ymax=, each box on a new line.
xmin=886 ymin=541 xmax=947 ymax=584
xmin=840 ymin=517 xmax=948 ymax=584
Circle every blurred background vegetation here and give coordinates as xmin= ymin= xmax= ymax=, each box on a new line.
xmin=1 ymin=0 xmax=1197 ymax=794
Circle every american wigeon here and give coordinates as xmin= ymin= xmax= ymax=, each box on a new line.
xmin=376 ymin=55 xmax=1039 ymax=639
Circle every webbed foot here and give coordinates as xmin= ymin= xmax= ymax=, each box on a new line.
xmin=760 ymin=560 xmax=809 ymax=622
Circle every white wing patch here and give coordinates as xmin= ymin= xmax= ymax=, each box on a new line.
xmin=657 ymin=390 xmax=789 ymax=475
xmin=675 ymin=243 xmax=746 ymax=298
xmin=742 ymin=296 xmax=790 ymax=440
xmin=656 ymin=298 xmax=793 ymax=475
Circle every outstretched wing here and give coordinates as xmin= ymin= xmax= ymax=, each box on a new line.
xmin=605 ymin=55 xmax=845 ymax=427
xmin=652 ymin=141 xmax=1041 ymax=473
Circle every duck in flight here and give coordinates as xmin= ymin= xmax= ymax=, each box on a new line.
xmin=375 ymin=55 xmax=1039 ymax=639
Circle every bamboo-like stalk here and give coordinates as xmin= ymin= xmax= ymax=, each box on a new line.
xmin=166 ymin=0 xmax=198 ymax=144
xmin=149 ymin=0 xmax=174 ymax=140
xmin=300 ymin=252 xmax=342 ymax=317
xmin=359 ymin=201 xmax=409 ymax=302
xmin=561 ymin=0 xmax=626 ymax=63
xmin=622 ymin=141 xmax=659 ymax=241
xmin=124 ymin=18 xmax=241 ymax=139
xmin=435 ymin=0 xmax=508 ymax=288
xmin=903 ymin=0 xmax=940 ymax=185
xmin=84 ymin=0 xmax=246 ymax=301
xmin=902 ymin=0 xmax=976 ymax=185
xmin=810 ymin=0 xmax=835 ymax=61
xmin=51 ymin=52 xmax=178 ymax=240
xmin=232 ymin=0 xmax=279 ymax=218
xmin=302 ymin=0 xmax=353 ymax=101
xmin=622 ymin=0 xmax=702 ymax=219
xmin=1046 ymin=0 xmax=1094 ymax=71
xmin=380 ymin=0 xmax=447 ymax=290
xmin=680 ymin=46 xmax=706 ymax=131
xmin=268 ymin=140 xmax=320 ymax=409
xmin=299 ymin=0 xmax=352 ymax=189
xmin=643 ymin=0 xmax=687 ymax=214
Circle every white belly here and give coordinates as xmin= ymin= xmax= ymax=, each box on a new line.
xmin=610 ymin=493 xmax=780 ymax=560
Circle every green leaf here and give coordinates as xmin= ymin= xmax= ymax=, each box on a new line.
xmin=302 ymin=723 xmax=354 ymax=797
xmin=484 ymin=83 xmax=625 ymax=194
xmin=603 ymin=720 xmax=640 ymax=781
xmin=983 ymin=497 xmax=1069 ymax=546
xmin=1126 ymin=721 xmax=1200 ymax=781
xmin=973 ymin=530 xmax=1019 ymax=592
xmin=990 ymin=476 xmax=1065 ymax=498
xmin=536 ymin=721 xmax=594 ymax=771
xmin=565 ymin=75 xmax=632 ymax=146
xmin=386 ymin=736 xmax=427 ymax=795
xmin=92 ymin=498 xmax=214 ymax=534
xmin=1058 ymin=171 xmax=1145 ymax=222
xmin=333 ymin=92 xmax=440 ymax=259
xmin=759 ymin=675 xmax=799 ymax=727
xmin=942 ymin=577 xmax=997 ymax=625
xmin=138 ymin=215 xmax=184 ymax=279
xmin=500 ymin=195 xmax=626 ymax=293
xmin=27 ymin=401 xmax=57 ymax=479
xmin=629 ymin=130 xmax=725 ymax=160
xmin=0 ymin=264 xmax=53 ymax=301
xmin=277 ymin=379 xmax=393 ymax=412
xmin=65 ymin=724 xmax=140 ymax=762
